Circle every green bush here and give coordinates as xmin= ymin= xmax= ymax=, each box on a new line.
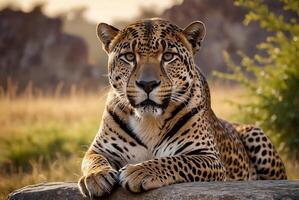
xmin=214 ymin=0 xmax=299 ymax=159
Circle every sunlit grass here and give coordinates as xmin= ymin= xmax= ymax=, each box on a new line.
xmin=0 ymin=85 xmax=298 ymax=199
xmin=0 ymin=93 xmax=106 ymax=199
xmin=0 ymin=155 xmax=81 ymax=200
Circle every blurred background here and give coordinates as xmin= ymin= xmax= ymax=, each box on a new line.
xmin=0 ymin=0 xmax=298 ymax=198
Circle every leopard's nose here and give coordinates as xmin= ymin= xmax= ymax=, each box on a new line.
xmin=136 ymin=80 xmax=161 ymax=94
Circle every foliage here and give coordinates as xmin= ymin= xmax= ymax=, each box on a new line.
xmin=214 ymin=0 xmax=299 ymax=159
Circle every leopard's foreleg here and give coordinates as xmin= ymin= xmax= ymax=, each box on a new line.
xmin=119 ymin=154 xmax=225 ymax=193
xmin=78 ymin=149 xmax=119 ymax=198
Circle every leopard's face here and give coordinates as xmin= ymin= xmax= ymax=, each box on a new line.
xmin=97 ymin=19 xmax=205 ymax=117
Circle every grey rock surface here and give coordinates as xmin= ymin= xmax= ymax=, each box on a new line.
xmin=8 ymin=180 xmax=299 ymax=200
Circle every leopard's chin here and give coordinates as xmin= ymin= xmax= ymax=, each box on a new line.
xmin=134 ymin=106 xmax=163 ymax=118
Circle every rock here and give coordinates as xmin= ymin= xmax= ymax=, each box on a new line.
xmin=0 ymin=5 xmax=105 ymax=94
xmin=8 ymin=180 xmax=299 ymax=200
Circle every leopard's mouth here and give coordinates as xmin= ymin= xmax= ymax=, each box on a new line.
xmin=127 ymin=95 xmax=170 ymax=117
xmin=136 ymin=99 xmax=162 ymax=108
xmin=134 ymin=99 xmax=165 ymax=116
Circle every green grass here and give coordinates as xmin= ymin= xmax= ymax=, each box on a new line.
xmin=0 ymin=94 xmax=105 ymax=199
xmin=0 ymin=86 xmax=298 ymax=199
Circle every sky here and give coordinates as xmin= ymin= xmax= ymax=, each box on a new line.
xmin=0 ymin=0 xmax=183 ymax=23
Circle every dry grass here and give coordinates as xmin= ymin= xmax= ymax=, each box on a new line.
xmin=0 ymin=92 xmax=107 ymax=199
xmin=0 ymin=85 xmax=298 ymax=199
xmin=210 ymin=85 xmax=244 ymax=120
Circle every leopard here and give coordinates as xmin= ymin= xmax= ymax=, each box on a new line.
xmin=78 ymin=18 xmax=287 ymax=198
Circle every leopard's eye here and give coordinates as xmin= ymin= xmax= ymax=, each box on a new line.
xmin=121 ymin=52 xmax=135 ymax=62
xmin=162 ymin=52 xmax=175 ymax=62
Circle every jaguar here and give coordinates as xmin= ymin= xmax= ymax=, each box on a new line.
xmin=78 ymin=18 xmax=287 ymax=198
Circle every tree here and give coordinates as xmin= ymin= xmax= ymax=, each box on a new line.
xmin=214 ymin=0 xmax=299 ymax=159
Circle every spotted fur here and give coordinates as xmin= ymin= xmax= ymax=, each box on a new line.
xmin=78 ymin=18 xmax=287 ymax=198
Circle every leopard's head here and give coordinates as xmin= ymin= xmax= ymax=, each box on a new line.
xmin=97 ymin=18 xmax=205 ymax=117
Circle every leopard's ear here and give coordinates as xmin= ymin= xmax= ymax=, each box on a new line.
xmin=97 ymin=23 xmax=119 ymax=53
xmin=183 ymin=21 xmax=206 ymax=54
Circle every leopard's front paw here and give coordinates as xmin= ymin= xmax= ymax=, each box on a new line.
xmin=78 ymin=168 xmax=118 ymax=198
xmin=119 ymin=164 xmax=163 ymax=193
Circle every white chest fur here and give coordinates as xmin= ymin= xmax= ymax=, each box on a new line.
xmin=128 ymin=115 xmax=162 ymax=154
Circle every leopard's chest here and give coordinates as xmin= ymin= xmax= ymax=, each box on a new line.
xmin=126 ymin=115 xmax=163 ymax=162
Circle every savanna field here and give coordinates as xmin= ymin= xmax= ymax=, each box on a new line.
xmin=0 ymin=84 xmax=298 ymax=199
